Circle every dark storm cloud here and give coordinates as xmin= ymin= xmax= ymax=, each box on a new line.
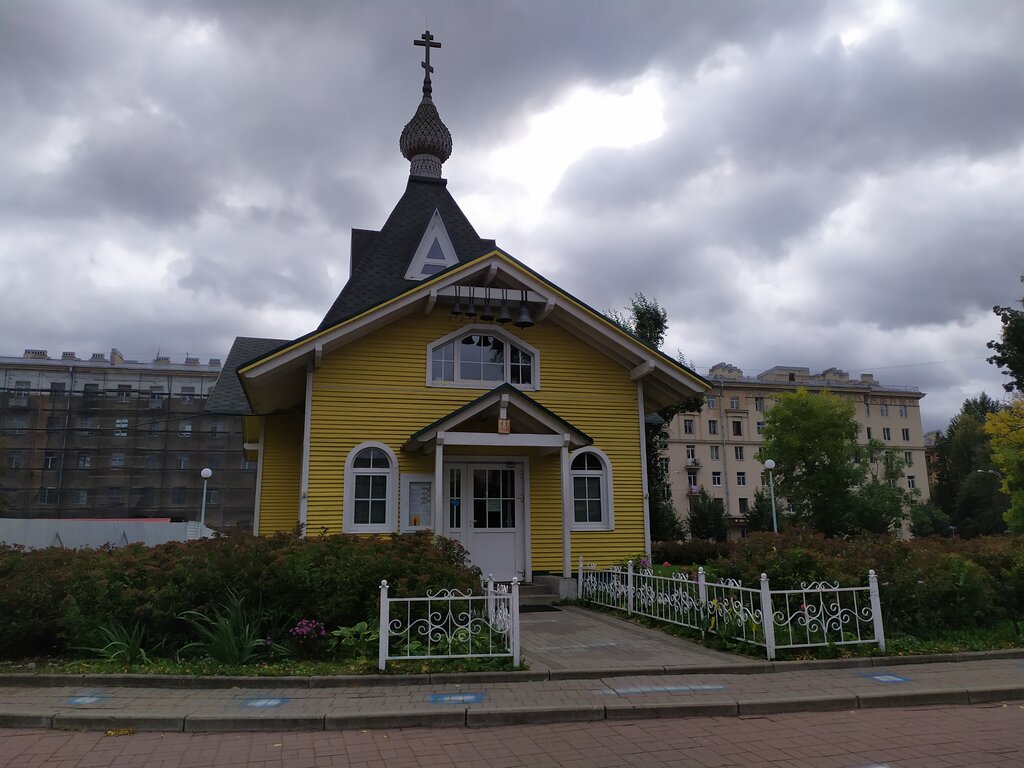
xmin=1 ymin=0 xmax=1022 ymax=434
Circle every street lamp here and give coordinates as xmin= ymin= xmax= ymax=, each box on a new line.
xmin=976 ymin=469 xmax=1002 ymax=479
xmin=763 ymin=459 xmax=779 ymax=534
xmin=199 ymin=467 xmax=213 ymax=528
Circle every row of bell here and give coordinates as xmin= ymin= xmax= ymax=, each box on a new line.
xmin=451 ymin=294 xmax=534 ymax=328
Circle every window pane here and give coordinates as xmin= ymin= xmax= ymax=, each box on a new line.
xmin=369 ymin=500 xmax=387 ymax=524
xmin=354 ymin=475 xmax=372 ymax=497
xmin=354 ymin=500 xmax=370 ymax=525
xmin=460 ymin=335 xmax=505 ymax=380
xmin=354 ymin=447 xmax=389 ymax=469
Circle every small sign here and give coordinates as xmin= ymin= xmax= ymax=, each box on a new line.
xmin=68 ymin=695 xmax=105 ymax=705
xmin=244 ymin=697 xmax=288 ymax=708
xmin=428 ymin=692 xmax=485 ymax=704
xmin=864 ymin=673 xmax=909 ymax=684
xmin=498 ymin=418 xmax=511 ymax=434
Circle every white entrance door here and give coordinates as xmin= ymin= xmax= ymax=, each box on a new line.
xmin=443 ymin=462 xmax=525 ymax=581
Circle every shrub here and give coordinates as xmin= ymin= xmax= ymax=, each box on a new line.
xmin=0 ymin=531 xmax=480 ymax=660
xmin=652 ymin=540 xmax=735 ymax=567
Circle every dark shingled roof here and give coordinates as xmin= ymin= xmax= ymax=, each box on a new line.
xmin=318 ymin=175 xmax=495 ymax=330
xmin=205 ymin=336 xmax=289 ymax=415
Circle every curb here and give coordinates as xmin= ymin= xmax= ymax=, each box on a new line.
xmin=4 ymin=685 xmax=1020 ymax=734
xmin=2 ymin=648 xmax=1022 ymax=690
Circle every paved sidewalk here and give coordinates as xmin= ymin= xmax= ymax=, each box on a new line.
xmin=1 ymin=656 xmax=1022 ymax=733
xmin=1 ymin=607 xmax=1022 ymax=734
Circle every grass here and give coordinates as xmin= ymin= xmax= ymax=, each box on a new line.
xmin=0 ymin=654 xmax=522 ymax=677
xmin=572 ymin=600 xmax=1024 ymax=661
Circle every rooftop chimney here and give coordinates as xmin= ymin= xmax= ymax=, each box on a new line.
xmin=23 ymin=349 xmax=49 ymax=359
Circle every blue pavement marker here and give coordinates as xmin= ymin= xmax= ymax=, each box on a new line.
xmin=428 ymin=692 xmax=485 ymax=704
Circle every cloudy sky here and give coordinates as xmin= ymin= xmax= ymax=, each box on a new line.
xmin=2 ymin=1 xmax=1022 ymax=431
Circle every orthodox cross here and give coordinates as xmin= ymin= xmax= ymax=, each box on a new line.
xmin=415 ymin=30 xmax=441 ymax=73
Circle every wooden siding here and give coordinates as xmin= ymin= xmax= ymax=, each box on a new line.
xmin=304 ymin=311 xmax=645 ymax=568
xmin=257 ymin=413 xmax=303 ymax=536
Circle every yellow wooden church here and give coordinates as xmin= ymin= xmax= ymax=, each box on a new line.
xmin=208 ymin=32 xmax=708 ymax=581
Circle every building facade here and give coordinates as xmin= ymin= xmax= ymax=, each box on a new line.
xmin=208 ymin=31 xmax=709 ymax=581
xmin=0 ymin=349 xmax=256 ymax=528
xmin=667 ymin=363 xmax=929 ymax=537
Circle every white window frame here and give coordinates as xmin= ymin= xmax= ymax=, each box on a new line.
xmin=708 ymin=419 xmax=718 ymax=435
xmin=710 ymin=445 xmax=720 ymax=461
xmin=729 ymin=396 xmax=740 ymax=409
xmin=685 ymin=445 xmax=696 ymax=461
xmin=907 ymin=475 xmax=916 ymax=489
xmin=711 ymin=471 xmax=722 ymax=487
xmin=707 ymin=396 xmax=716 ymax=409
xmin=568 ymin=447 xmax=614 ymax=531
xmin=683 ymin=418 xmax=694 ymax=434
xmin=904 ymin=451 xmax=913 ymax=467
xmin=880 ymin=404 xmax=889 ymax=417
xmin=426 ymin=324 xmax=540 ymax=390
xmin=883 ymin=427 xmax=891 ymax=441
xmin=735 ymin=446 xmax=744 ymax=461
xmin=343 ymin=441 xmax=399 ymax=534
xmin=737 ymin=471 xmax=747 ymax=486
xmin=756 ymin=421 xmax=765 ymax=435
xmin=902 ymin=428 xmax=911 ymax=442
xmin=899 ymin=404 xmax=908 ymax=418
xmin=114 ymin=418 xmax=129 ymax=437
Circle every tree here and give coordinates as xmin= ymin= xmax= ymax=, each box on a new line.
xmin=908 ymin=501 xmax=952 ymax=538
xmin=686 ymin=488 xmax=727 ymax=541
xmin=745 ymin=488 xmax=782 ymax=532
xmin=984 ymin=395 xmax=1024 ymax=532
xmin=987 ymin=273 xmax=1024 ymax=393
xmin=756 ymin=388 xmax=863 ymax=536
xmin=933 ymin=394 xmax=1007 ymax=537
xmin=609 ymin=293 xmax=704 ymax=541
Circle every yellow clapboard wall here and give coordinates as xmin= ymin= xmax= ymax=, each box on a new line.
xmin=256 ymin=413 xmax=303 ymax=536
xmin=286 ymin=309 xmax=646 ymax=571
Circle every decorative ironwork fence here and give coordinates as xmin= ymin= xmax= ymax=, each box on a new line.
xmin=378 ymin=576 xmax=520 ymax=670
xmin=577 ymin=558 xmax=884 ymax=660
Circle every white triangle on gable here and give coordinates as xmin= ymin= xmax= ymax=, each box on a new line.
xmin=405 ymin=209 xmax=459 ymax=280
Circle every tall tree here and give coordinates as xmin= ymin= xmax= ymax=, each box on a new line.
xmin=686 ymin=488 xmax=727 ymax=541
xmin=756 ymin=388 xmax=864 ymax=536
xmin=988 ymin=274 xmax=1024 ymax=393
xmin=984 ymin=395 xmax=1024 ymax=532
xmin=609 ymin=293 xmax=703 ymax=541
xmin=933 ymin=394 xmax=1007 ymax=537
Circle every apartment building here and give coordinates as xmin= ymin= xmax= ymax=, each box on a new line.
xmin=666 ymin=363 xmax=929 ymax=538
xmin=0 ymin=348 xmax=256 ymax=528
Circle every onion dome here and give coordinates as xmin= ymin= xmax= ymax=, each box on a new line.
xmin=400 ymin=31 xmax=452 ymax=178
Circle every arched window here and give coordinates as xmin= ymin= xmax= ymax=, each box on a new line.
xmin=427 ymin=326 xmax=539 ymax=389
xmin=569 ymin=448 xmax=614 ymax=530
xmin=343 ymin=442 xmax=398 ymax=533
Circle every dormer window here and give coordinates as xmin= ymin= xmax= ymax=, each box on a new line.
xmin=405 ymin=209 xmax=459 ymax=280
xmin=427 ymin=326 xmax=539 ymax=389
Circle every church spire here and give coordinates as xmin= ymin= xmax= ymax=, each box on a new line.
xmin=399 ymin=30 xmax=453 ymax=178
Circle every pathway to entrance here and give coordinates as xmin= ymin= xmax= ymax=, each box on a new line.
xmin=519 ymin=605 xmax=745 ymax=672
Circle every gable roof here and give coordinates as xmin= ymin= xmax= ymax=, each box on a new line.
xmin=237 ymin=249 xmax=710 ymax=415
xmin=318 ymin=176 xmax=496 ymax=329
xmin=205 ymin=336 xmax=289 ymax=415
xmin=404 ymin=383 xmax=593 ymax=452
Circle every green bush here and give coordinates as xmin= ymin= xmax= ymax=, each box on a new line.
xmin=652 ymin=540 xmax=735 ymax=566
xmin=700 ymin=531 xmax=1024 ymax=638
xmin=0 ymin=531 xmax=480 ymax=661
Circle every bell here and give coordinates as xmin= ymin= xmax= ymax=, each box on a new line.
xmin=514 ymin=302 xmax=534 ymax=328
xmin=496 ymin=294 xmax=513 ymax=324
xmin=480 ymin=291 xmax=496 ymax=322
xmin=464 ymin=289 xmax=478 ymax=318
xmin=450 ymin=286 xmax=463 ymax=317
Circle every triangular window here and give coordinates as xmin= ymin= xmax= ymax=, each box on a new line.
xmin=405 ymin=209 xmax=459 ymax=280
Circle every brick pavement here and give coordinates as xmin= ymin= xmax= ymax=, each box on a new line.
xmin=1 ymin=657 xmax=1023 ymax=733
xmin=1 ymin=702 xmax=1021 ymax=767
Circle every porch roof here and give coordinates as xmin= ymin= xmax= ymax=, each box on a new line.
xmin=402 ymin=383 xmax=592 ymax=453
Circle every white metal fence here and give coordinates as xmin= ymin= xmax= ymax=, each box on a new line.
xmin=577 ymin=558 xmax=884 ymax=660
xmin=378 ymin=576 xmax=520 ymax=670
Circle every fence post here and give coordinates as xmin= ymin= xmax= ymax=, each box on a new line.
xmin=627 ymin=560 xmax=634 ymax=615
xmin=577 ymin=556 xmax=584 ymax=600
xmin=760 ymin=573 xmax=777 ymax=661
xmin=511 ymin=577 xmax=521 ymax=666
xmin=868 ymin=569 xmax=886 ymax=652
xmin=697 ymin=567 xmax=708 ymax=637
xmin=378 ymin=580 xmax=389 ymax=671
xmin=486 ymin=573 xmax=494 ymax=623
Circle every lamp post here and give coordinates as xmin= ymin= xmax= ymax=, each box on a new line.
xmin=763 ymin=459 xmax=778 ymax=533
xmin=199 ymin=467 xmax=213 ymax=528
xmin=976 ymin=469 xmax=1002 ymax=478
